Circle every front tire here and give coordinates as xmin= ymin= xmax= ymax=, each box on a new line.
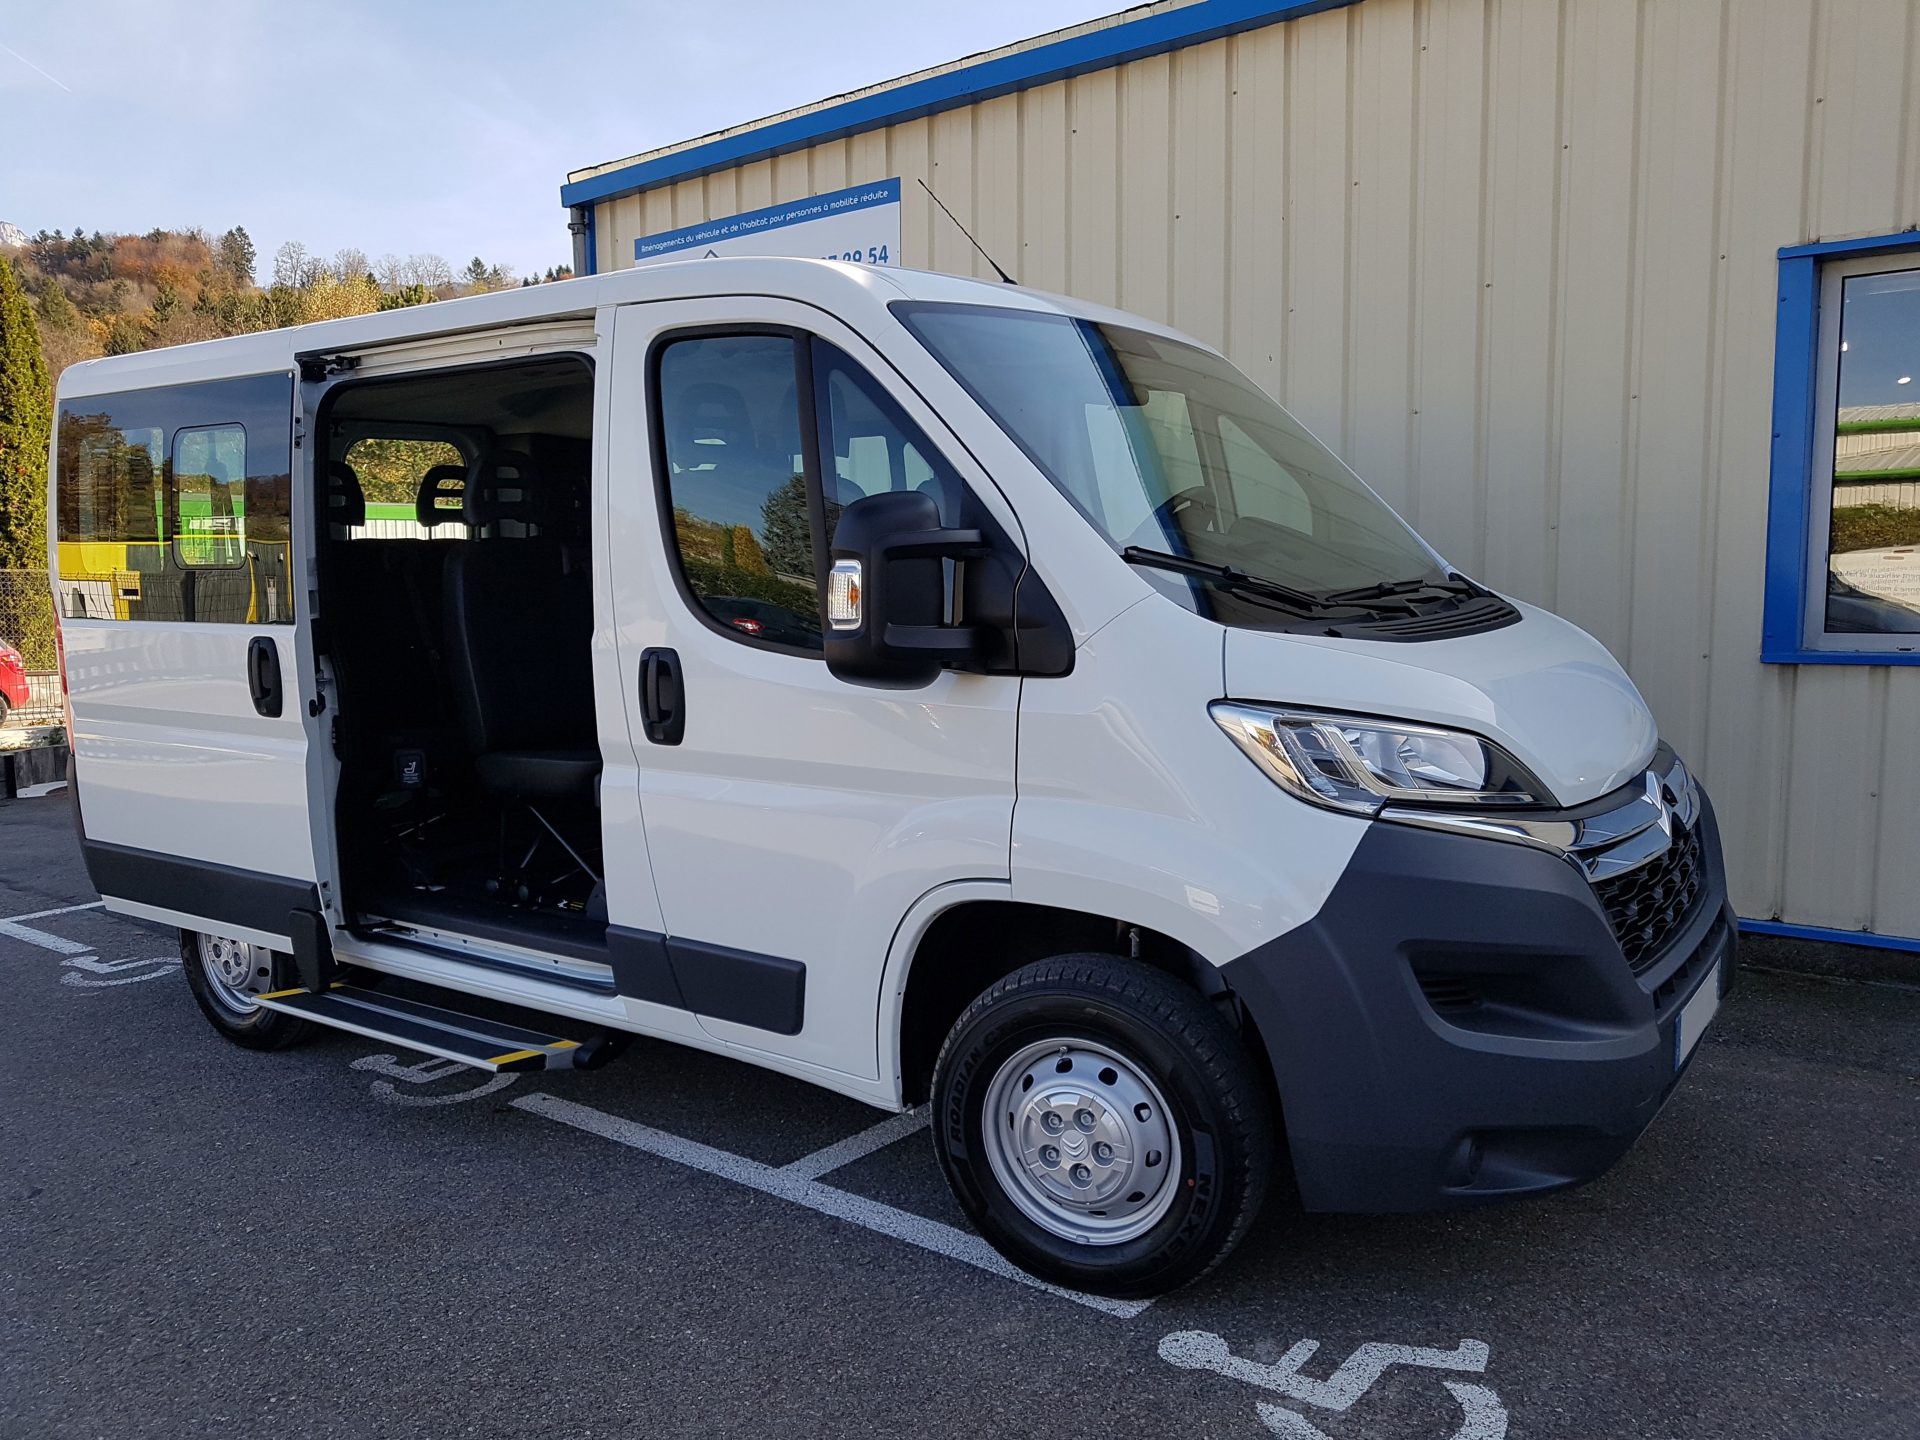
xmin=180 ymin=929 xmax=314 ymax=1051
xmin=931 ymin=954 xmax=1274 ymax=1298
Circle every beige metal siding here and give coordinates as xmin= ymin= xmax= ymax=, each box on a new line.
xmin=593 ymin=0 xmax=1920 ymax=940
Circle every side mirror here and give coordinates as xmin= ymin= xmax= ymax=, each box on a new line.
xmin=824 ymin=490 xmax=987 ymax=687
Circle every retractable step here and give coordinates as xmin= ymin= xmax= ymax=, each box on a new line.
xmin=253 ymin=984 xmax=591 ymax=1072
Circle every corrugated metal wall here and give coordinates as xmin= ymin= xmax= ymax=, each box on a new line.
xmin=592 ymin=0 xmax=1920 ymax=940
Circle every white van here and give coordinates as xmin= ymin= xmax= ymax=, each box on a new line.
xmin=48 ymin=259 xmax=1733 ymax=1297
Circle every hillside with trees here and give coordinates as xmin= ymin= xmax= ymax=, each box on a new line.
xmin=0 ymin=226 xmax=571 ymax=673
xmin=6 ymin=224 xmax=571 ymax=383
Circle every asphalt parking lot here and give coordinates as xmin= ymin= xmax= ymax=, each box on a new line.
xmin=3 ymin=792 xmax=1916 ymax=1439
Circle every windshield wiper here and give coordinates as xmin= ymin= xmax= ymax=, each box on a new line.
xmin=1121 ymin=546 xmax=1337 ymax=614
xmin=1319 ymin=573 xmax=1489 ymax=606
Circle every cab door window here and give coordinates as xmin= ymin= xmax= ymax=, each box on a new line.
xmin=812 ymin=341 xmax=964 ymax=531
xmin=656 ymin=333 xmax=823 ymax=652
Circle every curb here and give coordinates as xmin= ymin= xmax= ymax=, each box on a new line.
xmin=0 ymin=741 xmax=70 ymax=800
xmin=1739 ymin=930 xmax=1917 ymax=988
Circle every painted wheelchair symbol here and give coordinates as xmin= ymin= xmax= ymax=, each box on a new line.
xmin=351 ymin=1052 xmax=518 ymax=1106
xmin=59 ymin=953 xmax=182 ymax=988
xmin=1159 ymin=1329 xmax=1508 ymax=1439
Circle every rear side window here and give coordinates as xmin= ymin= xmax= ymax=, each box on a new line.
xmin=56 ymin=373 xmax=295 ymax=623
xmin=171 ymin=424 xmax=247 ymax=568
xmin=656 ymin=334 xmax=823 ymax=652
xmin=335 ymin=437 xmax=470 ymax=539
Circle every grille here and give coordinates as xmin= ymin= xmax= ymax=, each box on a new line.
xmin=1414 ymin=972 xmax=1480 ymax=1013
xmin=1592 ymin=820 xmax=1707 ymax=973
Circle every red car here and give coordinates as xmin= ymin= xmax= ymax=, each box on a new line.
xmin=0 ymin=640 xmax=29 ymax=726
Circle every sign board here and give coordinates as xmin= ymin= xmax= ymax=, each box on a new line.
xmin=633 ymin=178 xmax=901 ymax=267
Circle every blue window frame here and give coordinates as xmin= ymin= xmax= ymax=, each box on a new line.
xmin=1762 ymin=229 xmax=1920 ymax=664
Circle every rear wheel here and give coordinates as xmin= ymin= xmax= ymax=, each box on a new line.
xmin=931 ymin=954 xmax=1273 ymax=1298
xmin=180 ymin=930 xmax=313 ymax=1050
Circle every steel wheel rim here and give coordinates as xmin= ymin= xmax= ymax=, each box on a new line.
xmin=198 ymin=933 xmax=268 ymax=1018
xmin=980 ymin=1037 xmax=1182 ymax=1246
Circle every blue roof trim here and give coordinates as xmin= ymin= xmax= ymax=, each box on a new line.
xmin=1778 ymin=228 xmax=1920 ymax=260
xmin=560 ymin=0 xmax=1361 ymax=209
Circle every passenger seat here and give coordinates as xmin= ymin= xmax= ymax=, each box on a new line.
xmin=441 ymin=452 xmax=601 ymax=803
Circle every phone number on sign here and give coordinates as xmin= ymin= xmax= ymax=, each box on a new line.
xmin=822 ymin=245 xmax=891 ymax=264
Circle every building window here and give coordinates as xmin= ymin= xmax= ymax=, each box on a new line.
xmin=1764 ymin=235 xmax=1920 ymax=663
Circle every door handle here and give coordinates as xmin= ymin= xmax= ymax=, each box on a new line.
xmin=639 ymin=647 xmax=684 ymax=745
xmin=247 ymin=636 xmax=283 ymax=718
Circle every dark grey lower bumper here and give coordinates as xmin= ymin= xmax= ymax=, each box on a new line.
xmin=1224 ymin=793 xmax=1735 ymax=1213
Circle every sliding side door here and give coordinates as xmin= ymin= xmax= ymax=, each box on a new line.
xmin=55 ymin=370 xmax=322 ymax=950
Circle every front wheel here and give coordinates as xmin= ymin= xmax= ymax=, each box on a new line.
xmin=931 ymin=954 xmax=1274 ymax=1298
xmin=180 ymin=929 xmax=314 ymax=1051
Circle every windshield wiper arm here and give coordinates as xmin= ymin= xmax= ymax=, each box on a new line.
xmin=1121 ymin=546 xmax=1335 ymax=613
xmin=1319 ymin=573 xmax=1489 ymax=606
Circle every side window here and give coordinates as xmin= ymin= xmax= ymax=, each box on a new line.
xmin=55 ymin=374 xmax=295 ymax=623
xmin=171 ymin=424 xmax=247 ymax=568
xmin=657 ymin=334 xmax=823 ymax=651
xmin=812 ymin=340 xmax=965 ymax=529
xmin=336 ymin=437 xmax=469 ymax=539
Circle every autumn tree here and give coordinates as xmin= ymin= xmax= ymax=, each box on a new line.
xmin=0 ymin=257 xmax=52 ymax=569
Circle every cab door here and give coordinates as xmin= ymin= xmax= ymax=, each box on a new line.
xmin=605 ymin=300 xmax=1021 ymax=1080
xmin=55 ymin=371 xmax=321 ymax=950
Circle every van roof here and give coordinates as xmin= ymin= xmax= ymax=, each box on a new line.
xmin=54 ymin=257 xmax=1192 ymax=401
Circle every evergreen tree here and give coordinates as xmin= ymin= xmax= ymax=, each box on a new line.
xmin=216 ymin=227 xmax=256 ymax=285
xmin=759 ymin=473 xmax=814 ymax=578
xmin=0 ymin=257 xmax=52 ymax=569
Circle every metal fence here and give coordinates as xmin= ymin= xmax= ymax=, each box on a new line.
xmin=0 ymin=570 xmax=65 ymax=727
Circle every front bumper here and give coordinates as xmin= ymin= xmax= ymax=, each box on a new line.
xmin=1223 ymin=789 xmax=1735 ymax=1213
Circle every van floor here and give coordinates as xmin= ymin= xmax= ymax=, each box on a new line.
xmin=351 ymin=790 xmax=605 ymax=945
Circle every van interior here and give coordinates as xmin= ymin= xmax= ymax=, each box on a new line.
xmin=317 ymin=355 xmax=606 ymax=969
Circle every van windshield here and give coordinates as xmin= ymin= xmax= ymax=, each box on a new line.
xmin=895 ymin=303 xmax=1448 ymax=608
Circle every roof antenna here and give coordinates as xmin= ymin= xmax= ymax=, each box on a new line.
xmin=917 ymin=178 xmax=1017 ymax=285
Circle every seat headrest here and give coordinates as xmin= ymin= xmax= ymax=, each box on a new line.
xmin=463 ymin=451 xmax=539 ymax=528
xmin=416 ymin=464 xmax=468 ymax=530
xmin=668 ymin=383 xmax=754 ymax=470
xmin=463 ymin=450 xmax=588 ymax=538
xmin=328 ymin=460 xmax=366 ymax=528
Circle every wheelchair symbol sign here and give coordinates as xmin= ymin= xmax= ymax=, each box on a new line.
xmin=1159 ymin=1329 xmax=1508 ymax=1438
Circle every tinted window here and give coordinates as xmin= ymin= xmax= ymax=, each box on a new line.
xmin=813 ymin=341 xmax=963 ymax=530
xmin=55 ymin=373 xmax=294 ymax=622
xmin=657 ymin=335 xmax=822 ymax=650
xmin=171 ymin=424 xmax=247 ymax=568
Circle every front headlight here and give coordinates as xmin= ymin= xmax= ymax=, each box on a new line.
xmin=1210 ymin=702 xmax=1545 ymax=816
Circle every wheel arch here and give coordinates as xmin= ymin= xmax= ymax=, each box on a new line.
xmin=882 ymin=887 xmax=1273 ymax=1108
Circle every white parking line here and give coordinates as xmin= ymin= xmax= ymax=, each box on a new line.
xmin=514 ymin=1092 xmax=1153 ymax=1321
xmin=779 ymin=1105 xmax=929 ymax=1180
xmin=0 ymin=900 xmax=105 ymax=955
xmin=2 ymin=901 xmax=106 ymax=924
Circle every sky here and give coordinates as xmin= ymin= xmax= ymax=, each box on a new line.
xmin=0 ymin=0 xmax=1121 ymax=282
